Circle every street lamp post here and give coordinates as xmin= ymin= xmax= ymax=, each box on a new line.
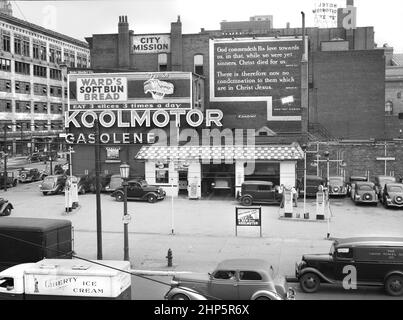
xmin=301 ymin=144 xmax=308 ymax=216
xmin=120 ymin=162 xmax=130 ymax=262
xmin=324 ymin=151 xmax=331 ymax=239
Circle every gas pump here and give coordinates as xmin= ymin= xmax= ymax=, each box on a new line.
xmin=70 ymin=176 xmax=79 ymax=209
xmin=64 ymin=179 xmax=72 ymax=213
xmin=283 ymin=189 xmax=294 ymax=218
xmin=316 ymin=185 xmax=326 ymax=220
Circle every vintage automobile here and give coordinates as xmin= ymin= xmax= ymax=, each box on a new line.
xmin=381 ymin=183 xmax=403 ymax=208
xmin=0 ymin=171 xmax=18 ymax=189
xmin=348 ymin=176 xmax=368 ymax=198
xmin=0 ymin=198 xmax=13 ymax=217
xmin=237 ymin=181 xmax=281 ymax=206
xmin=111 ymin=179 xmax=166 ymax=203
xmin=104 ymin=174 xmax=122 ymax=193
xmin=297 ymin=175 xmax=326 ymax=197
xmin=351 ymin=181 xmax=378 ymax=205
xmin=295 ymin=237 xmax=403 ymax=296
xmin=39 ymin=175 xmax=68 ymax=195
xmin=77 ymin=173 xmax=112 ymax=194
xmin=374 ymin=175 xmax=397 ymax=199
xmin=328 ymin=176 xmax=348 ymax=197
xmin=54 ymin=163 xmax=70 ymax=175
xmin=165 ymin=259 xmax=296 ymax=300
xmin=18 ymin=168 xmax=47 ymax=183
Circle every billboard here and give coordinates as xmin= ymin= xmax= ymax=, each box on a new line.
xmin=313 ymin=0 xmax=339 ymax=28
xmin=131 ymin=34 xmax=170 ymax=54
xmin=209 ymin=37 xmax=303 ymax=121
xmin=68 ymin=72 xmax=193 ymax=111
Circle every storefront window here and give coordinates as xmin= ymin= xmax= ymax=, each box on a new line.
xmin=156 ymin=163 xmax=169 ymax=183
xmin=385 ymin=100 xmax=393 ymax=115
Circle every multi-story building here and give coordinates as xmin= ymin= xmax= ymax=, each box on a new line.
xmin=0 ymin=3 xmax=90 ymax=156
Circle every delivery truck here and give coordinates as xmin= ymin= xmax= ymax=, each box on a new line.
xmin=0 ymin=259 xmax=131 ymax=300
xmin=0 ymin=217 xmax=73 ymax=271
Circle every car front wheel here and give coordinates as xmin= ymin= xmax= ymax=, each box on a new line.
xmin=254 ymin=296 xmax=271 ymax=300
xmin=115 ymin=192 xmax=124 ymax=202
xmin=171 ymin=293 xmax=190 ymax=300
xmin=385 ymin=275 xmax=403 ymax=296
xmin=299 ymin=272 xmax=321 ymax=293
xmin=147 ymin=194 xmax=157 ymax=203
xmin=241 ymin=196 xmax=253 ymax=206
xmin=3 ymin=206 xmax=11 ymax=216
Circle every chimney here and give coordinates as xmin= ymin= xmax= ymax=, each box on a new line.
xmin=171 ymin=16 xmax=183 ymax=71
xmin=286 ymin=22 xmax=290 ymax=29
xmin=118 ymin=15 xmax=130 ymax=69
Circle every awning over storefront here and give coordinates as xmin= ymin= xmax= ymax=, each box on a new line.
xmin=135 ymin=143 xmax=304 ymax=161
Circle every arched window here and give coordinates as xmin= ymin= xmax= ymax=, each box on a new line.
xmin=158 ymin=53 xmax=168 ymax=71
xmin=194 ymin=54 xmax=204 ymax=75
xmin=385 ymin=100 xmax=393 ymax=115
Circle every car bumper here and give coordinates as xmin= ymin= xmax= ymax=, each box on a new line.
xmin=385 ymin=201 xmax=403 ymax=207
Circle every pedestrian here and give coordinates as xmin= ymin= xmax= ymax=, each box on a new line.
xmin=291 ymin=186 xmax=298 ymax=207
xmin=279 ymin=184 xmax=285 ymax=208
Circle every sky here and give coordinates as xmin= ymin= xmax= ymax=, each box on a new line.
xmin=10 ymin=0 xmax=403 ymax=53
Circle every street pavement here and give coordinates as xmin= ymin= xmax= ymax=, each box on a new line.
xmin=1 ymin=165 xmax=403 ymax=300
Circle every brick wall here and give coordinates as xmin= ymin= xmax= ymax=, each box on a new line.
xmin=312 ymin=50 xmax=386 ymax=139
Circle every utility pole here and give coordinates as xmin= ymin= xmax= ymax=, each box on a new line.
xmin=95 ymin=119 xmax=103 ymax=260
xmin=3 ymin=124 xmax=8 ymax=192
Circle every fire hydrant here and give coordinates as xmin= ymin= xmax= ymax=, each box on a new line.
xmin=166 ymin=248 xmax=173 ymax=267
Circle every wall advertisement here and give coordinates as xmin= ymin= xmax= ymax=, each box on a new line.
xmin=209 ymin=37 xmax=303 ymax=122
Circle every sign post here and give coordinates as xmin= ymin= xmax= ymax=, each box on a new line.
xmin=235 ymin=207 xmax=262 ymax=237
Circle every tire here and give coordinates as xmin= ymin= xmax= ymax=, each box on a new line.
xmin=299 ymin=272 xmax=321 ymax=293
xmin=255 ymin=296 xmax=271 ymax=300
xmin=241 ymin=196 xmax=253 ymax=206
xmin=147 ymin=194 xmax=157 ymax=203
xmin=43 ymin=192 xmax=48 ymax=196
xmin=3 ymin=206 xmax=11 ymax=216
xmin=385 ymin=275 xmax=403 ymax=296
xmin=13 ymin=180 xmax=18 ymax=187
xmin=78 ymin=186 xmax=86 ymax=195
xmin=171 ymin=293 xmax=190 ymax=301
xmin=115 ymin=192 xmax=124 ymax=202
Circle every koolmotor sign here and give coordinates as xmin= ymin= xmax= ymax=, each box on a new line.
xmin=68 ymin=72 xmax=193 ymax=111
xmin=209 ymin=37 xmax=303 ymax=122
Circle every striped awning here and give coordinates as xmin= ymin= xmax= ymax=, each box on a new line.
xmin=135 ymin=143 xmax=304 ymax=161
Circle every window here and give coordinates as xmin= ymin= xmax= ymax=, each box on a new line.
xmin=15 ymin=81 xmax=30 ymax=94
xmin=385 ymin=100 xmax=393 ymax=115
xmin=64 ymin=51 xmax=69 ymax=64
xmin=34 ymin=84 xmax=48 ymax=96
xmin=56 ymin=49 xmax=62 ymax=63
xmin=0 ymin=58 xmax=11 ymax=72
xmin=40 ymin=45 xmax=47 ymax=61
xmin=239 ymin=271 xmax=262 ymax=281
xmin=15 ymin=61 xmax=30 ymax=75
xmin=69 ymin=53 xmax=75 ymax=67
xmin=158 ymin=53 xmax=168 ymax=71
xmin=155 ymin=163 xmax=169 ymax=183
xmin=14 ymin=37 xmax=21 ymax=55
xmin=49 ymin=48 xmax=55 ymax=63
xmin=335 ymin=247 xmax=353 ymax=260
xmin=0 ymin=79 xmax=11 ymax=92
xmin=258 ymin=185 xmax=272 ymax=191
xmin=2 ymin=34 xmax=10 ymax=52
xmin=50 ymin=68 xmax=61 ymax=80
xmin=22 ymin=40 xmax=30 ymax=57
xmin=49 ymin=86 xmax=62 ymax=97
xmin=33 ymin=43 xmax=39 ymax=59
xmin=33 ymin=65 xmax=47 ymax=78
xmin=194 ymin=54 xmax=204 ymax=75
xmin=213 ymin=270 xmax=236 ymax=280
xmin=0 ymin=99 xmax=12 ymax=112
xmin=15 ymin=101 xmax=29 ymax=113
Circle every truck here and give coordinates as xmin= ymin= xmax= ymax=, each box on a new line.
xmin=0 ymin=217 xmax=74 ymax=272
xmin=0 ymin=259 xmax=131 ymax=300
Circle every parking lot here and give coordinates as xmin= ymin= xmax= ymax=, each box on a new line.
xmin=1 ymin=174 xmax=403 ymax=300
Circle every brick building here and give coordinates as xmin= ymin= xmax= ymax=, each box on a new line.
xmin=0 ymin=5 xmax=90 ymax=156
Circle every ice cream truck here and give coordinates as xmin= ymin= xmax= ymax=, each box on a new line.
xmin=0 ymin=259 xmax=131 ymax=300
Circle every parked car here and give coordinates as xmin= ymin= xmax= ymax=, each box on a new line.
xmin=374 ymin=175 xmax=397 ymax=199
xmin=54 ymin=163 xmax=70 ymax=175
xmin=39 ymin=175 xmax=68 ymax=195
xmin=0 ymin=171 xmax=18 ymax=189
xmin=381 ymin=183 xmax=403 ymax=208
xmin=165 ymin=259 xmax=296 ymax=300
xmin=18 ymin=168 xmax=47 ymax=183
xmin=39 ymin=150 xmax=58 ymax=162
xmin=297 ymin=175 xmax=326 ymax=197
xmin=77 ymin=174 xmax=94 ymax=194
xmin=111 ymin=180 xmax=166 ymax=203
xmin=0 ymin=198 xmax=13 ymax=217
xmin=351 ymin=181 xmax=378 ymax=205
xmin=348 ymin=176 xmax=368 ymax=198
xmin=328 ymin=176 xmax=348 ymax=197
xmin=27 ymin=152 xmax=41 ymax=163
xmin=295 ymin=237 xmax=403 ymax=296
xmin=104 ymin=174 xmax=122 ymax=193
xmin=237 ymin=181 xmax=281 ymax=206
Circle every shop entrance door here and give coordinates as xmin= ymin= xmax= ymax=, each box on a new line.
xmin=178 ymin=170 xmax=188 ymax=196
